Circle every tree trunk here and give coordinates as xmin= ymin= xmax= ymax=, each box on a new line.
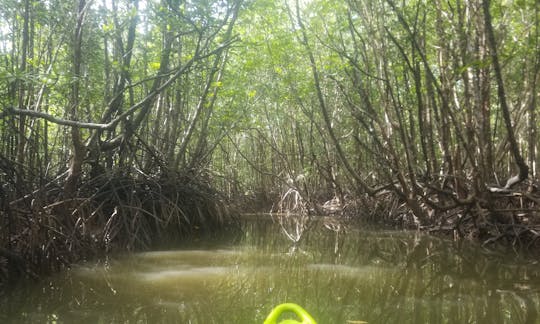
xmin=291 ymin=0 xmax=373 ymax=195
xmin=16 ymin=0 xmax=31 ymax=183
xmin=528 ymin=4 xmax=539 ymax=178
xmin=64 ymin=0 xmax=87 ymax=198
xmin=483 ymin=0 xmax=528 ymax=187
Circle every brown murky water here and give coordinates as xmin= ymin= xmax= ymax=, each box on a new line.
xmin=1 ymin=215 xmax=540 ymax=323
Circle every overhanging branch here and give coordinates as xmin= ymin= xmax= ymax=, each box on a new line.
xmin=1 ymin=106 xmax=112 ymax=129
xmin=0 ymin=37 xmax=238 ymax=132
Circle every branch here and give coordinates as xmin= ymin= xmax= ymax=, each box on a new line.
xmin=2 ymin=106 xmax=112 ymax=129
xmin=0 ymin=38 xmax=238 ymax=131
xmin=483 ymin=0 xmax=529 ymax=185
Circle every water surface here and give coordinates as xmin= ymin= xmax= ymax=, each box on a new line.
xmin=2 ymin=215 xmax=540 ymax=323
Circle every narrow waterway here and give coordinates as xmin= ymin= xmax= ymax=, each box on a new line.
xmin=2 ymin=215 xmax=540 ymax=323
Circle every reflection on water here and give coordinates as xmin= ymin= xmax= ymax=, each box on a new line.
xmin=2 ymin=216 xmax=540 ymax=323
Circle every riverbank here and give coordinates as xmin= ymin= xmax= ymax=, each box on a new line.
xmin=3 ymin=166 xmax=540 ymax=290
xmin=239 ymin=177 xmax=540 ymax=251
xmin=0 ymin=168 xmax=234 ymax=289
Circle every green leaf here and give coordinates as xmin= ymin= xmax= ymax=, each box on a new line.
xmin=149 ymin=62 xmax=161 ymax=70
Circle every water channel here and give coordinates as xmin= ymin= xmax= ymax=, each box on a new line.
xmin=2 ymin=215 xmax=540 ymax=323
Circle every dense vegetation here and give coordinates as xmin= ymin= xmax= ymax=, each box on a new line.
xmin=0 ymin=0 xmax=539 ymax=283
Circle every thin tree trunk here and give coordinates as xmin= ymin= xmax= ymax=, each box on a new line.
xmin=474 ymin=0 xmax=494 ymax=183
xmin=64 ymin=0 xmax=87 ymax=197
xmin=16 ymin=0 xmax=31 ymax=182
xmin=483 ymin=0 xmax=528 ymax=187
xmin=528 ymin=3 xmax=539 ymax=178
xmin=291 ymin=0 xmax=373 ymax=195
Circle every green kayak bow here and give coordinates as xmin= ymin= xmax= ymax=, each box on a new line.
xmin=263 ymin=303 xmax=317 ymax=324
